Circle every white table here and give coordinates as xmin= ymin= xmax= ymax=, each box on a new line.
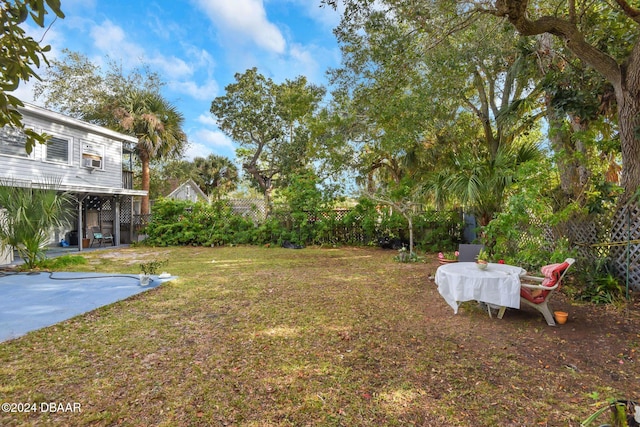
xmin=435 ymin=262 xmax=526 ymax=317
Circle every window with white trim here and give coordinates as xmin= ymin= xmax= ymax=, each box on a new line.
xmin=81 ymin=142 xmax=104 ymax=170
xmin=0 ymin=126 xmax=32 ymax=158
xmin=45 ymin=135 xmax=71 ymax=164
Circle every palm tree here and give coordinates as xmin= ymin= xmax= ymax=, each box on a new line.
xmin=115 ymin=90 xmax=187 ymax=215
xmin=0 ymin=179 xmax=72 ymax=269
xmin=430 ymin=141 xmax=541 ymax=227
xmin=193 ymin=154 xmax=239 ymax=199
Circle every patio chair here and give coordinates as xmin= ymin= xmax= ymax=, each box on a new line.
xmin=457 ymin=244 xmax=484 ymax=262
xmin=90 ymin=227 xmax=115 ymax=247
xmin=102 ymin=231 xmax=114 ymax=246
xmin=90 ymin=226 xmax=103 ymax=247
xmin=519 ymin=258 xmax=575 ymax=326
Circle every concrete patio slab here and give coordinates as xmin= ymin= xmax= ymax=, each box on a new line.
xmin=0 ymin=271 xmax=176 ymax=343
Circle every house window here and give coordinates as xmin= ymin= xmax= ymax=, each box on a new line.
xmin=0 ymin=126 xmax=30 ymax=158
xmin=82 ymin=142 xmax=104 ymax=170
xmin=45 ymin=135 xmax=71 ymax=164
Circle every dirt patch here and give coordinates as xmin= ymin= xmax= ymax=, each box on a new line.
xmin=89 ymin=247 xmax=173 ymax=266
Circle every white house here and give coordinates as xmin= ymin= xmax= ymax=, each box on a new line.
xmin=0 ymin=102 xmax=147 ymax=255
xmin=166 ymin=179 xmax=208 ymax=203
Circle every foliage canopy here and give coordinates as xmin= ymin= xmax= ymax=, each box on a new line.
xmin=0 ymin=0 xmax=64 ymax=153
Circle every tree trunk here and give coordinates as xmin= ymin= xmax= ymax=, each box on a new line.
xmin=243 ymin=162 xmax=273 ymax=217
xmin=493 ymin=3 xmax=640 ymax=196
xmin=537 ymin=33 xmax=588 ymax=206
xmin=569 ymin=116 xmax=591 ymax=189
xmin=407 ymin=215 xmax=414 ymax=256
xmin=141 ymin=155 xmax=151 ymax=216
xmin=546 ymin=104 xmax=592 ymax=207
xmin=546 ymin=98 xmax=581 ymax=203
xmin=264 ymin=184 xmax=273 ymax=217
xmin=616 ymin=85 xmax=640 ymax=198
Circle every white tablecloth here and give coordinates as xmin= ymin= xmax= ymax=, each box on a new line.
xmin=435 ymin=262 xmax=526 ymax=313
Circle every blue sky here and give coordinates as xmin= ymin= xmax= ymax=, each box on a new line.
xmin=17 ymin=0 xmax=342 ymax=161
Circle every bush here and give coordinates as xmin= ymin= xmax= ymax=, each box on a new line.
xmin=142 ymin=199 xmax=255 ymax=247
xmin=142 ymin=196 xmax=463 ymax=250
xmin=414 ymin=210 xmax=463 ymax=252
xmin=484 ymin=194 xmax=575 ymax=271
xmin=574 ymin=258 xmax=626 ymax=304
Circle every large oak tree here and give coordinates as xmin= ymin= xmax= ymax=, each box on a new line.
xmin=210 ymin=68 xmax=325 ymax=213
xmin=326 ymin=0 xmax=640 ymax=200
xmin=485 ymin=0 xmax=640 ymax=199
xmin=327 ymin=3 xmax=544 ymax=223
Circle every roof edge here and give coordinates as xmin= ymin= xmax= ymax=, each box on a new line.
xmin=18 ymin=102 xmax=139 ymax=144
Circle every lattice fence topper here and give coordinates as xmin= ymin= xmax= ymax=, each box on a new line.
xmin=224 ymin=198 xmax=266 ymax=221
xmin=566 ymin=209 xmax=615 ymax=261
xmin=512 ymin=204 xmax=639 ymax=291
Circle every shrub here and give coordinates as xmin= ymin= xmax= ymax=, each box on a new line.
xmin=484 ymin=194 xmax=575 ymax=271
xmin=575 ymin=258 xmax=626 ymax=304
xmin=142 ymin=196 xmax=463 ymax=250
xmin=142 ymin=198 xmax=255 ymax=247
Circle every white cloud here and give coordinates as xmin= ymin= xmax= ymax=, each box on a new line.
xmin=190 ymin=128 xmax=236 ymax=153
xmin=89 ymin=20 xmax=193 ymax=80
xmin=285 ymin=0 xmax=342 ymax=29
xmin=170 ymin=79 xmax=219 ymax=101
xmin=185 ymin=46 xmax=217 ymax=70
xmin=169 ymin=46 xmax=218 ymax=99
xmin=197 ymin=113 xmax=218 ymax=127
xmin=194 ymin=0 xmax=286 ymax=54
xmin=183 ymin=141 xmax=214 ymax=160
xmin=259 ymin=41 xmax=337 ymax=86
xmin=90 ymin=20 xmax=144 ymax=60
xmin=288 ymin=43 xmax=320 ymax=77
xmin=148 ymin=55 xmax=193 ymax=80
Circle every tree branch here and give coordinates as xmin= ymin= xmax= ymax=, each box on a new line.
xmin=615 ymin=0 xmax=640 ymax=23
xmin=484 ymin=0 xmax=622 ymax=86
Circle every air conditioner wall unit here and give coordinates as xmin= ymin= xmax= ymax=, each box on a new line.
xmin=83 ymin=158 xmax=102 ymax=169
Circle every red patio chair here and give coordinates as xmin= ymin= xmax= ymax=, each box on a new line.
xmin=519 ymin=258 xmax=575 ymax=326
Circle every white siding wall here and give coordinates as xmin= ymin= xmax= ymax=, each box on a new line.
xmin=0 ymin=112 xmax=123 ymax=189
xmin=174 ymin=185 xmax=196 ymax=202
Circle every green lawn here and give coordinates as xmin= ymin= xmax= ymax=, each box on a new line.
xmin=0 ymin=246 xmax=638 ymax=426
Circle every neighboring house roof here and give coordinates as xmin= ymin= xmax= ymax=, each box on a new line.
xmin=166 ymin=179 xmax=208 ymax=202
